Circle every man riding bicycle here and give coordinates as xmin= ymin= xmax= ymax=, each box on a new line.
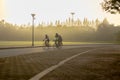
xmin=53 ymin=33 xmax=63 ymax=48
xmin=43 ymin=34 xmax=50 ymax=47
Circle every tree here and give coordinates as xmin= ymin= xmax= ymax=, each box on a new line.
xmin=95 ymin=18 xmax=100 ymax=27
xmin=101 ymin=0 xmax=120 ymax=14
xmin=102 ymin=18 xmax=109 ymax=25
xmin=83 ymin=18 xmax=90 ymax=27
xmin=76 ymin=19 xmax=82 ymax=26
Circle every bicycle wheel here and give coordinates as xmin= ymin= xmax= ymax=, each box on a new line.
xmin=42 ymin=41 xmax=49 ymax=49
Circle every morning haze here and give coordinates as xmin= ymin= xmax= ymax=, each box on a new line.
xmin=0 ymin=0 xmax=120 ymax=42
xmin=0 ymin=0 xmax=120 ymax=80
xmin=2 ymin=0 xmax=120 ymax=25
xmin=0 ymin=18 xmax=120 ymax=42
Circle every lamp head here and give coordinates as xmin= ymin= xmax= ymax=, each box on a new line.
xmin=31 ymin=14 xmax=35 ymax=17
xmin=71 ymin=12 xmax=75 ymax=15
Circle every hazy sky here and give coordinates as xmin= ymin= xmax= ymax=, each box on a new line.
xmin=1 ymin=0 xmax=120 ymax=25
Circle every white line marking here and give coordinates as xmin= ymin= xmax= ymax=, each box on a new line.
xmin=29 ymin=49 xmax=96 ymax=80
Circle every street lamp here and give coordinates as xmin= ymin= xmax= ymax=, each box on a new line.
xmin=70 ymin=12 xmax=75 ymax=26
xmin=31 ymin=13 xmax=35 ymax=47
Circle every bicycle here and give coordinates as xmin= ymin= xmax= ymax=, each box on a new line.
xmin=42 ymin=40 xmax=50 ymax=49
xmin=53 ymin=41 xmax=63 ymax=49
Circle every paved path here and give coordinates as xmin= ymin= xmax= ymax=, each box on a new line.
xmin=0 ymin=44 xmax=119 ymax=80
xmin=0 ymin=45 xmax=85 ymax=58
xmin=0 ymin=44 xmax=117 ymax=58
xmin=29 ymin=49 xmax=96 ymax=80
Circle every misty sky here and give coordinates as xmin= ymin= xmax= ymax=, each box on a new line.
xmin=0 ymin=0 xmax=120 ymax=25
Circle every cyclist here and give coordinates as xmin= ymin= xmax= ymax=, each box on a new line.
xmin=43 ymin=34 xmax=50 ymax=47
xmin=58 ymin=34 xmax=63 ymax=47
xmin=53 ymin=33 xmax=63 ymax=48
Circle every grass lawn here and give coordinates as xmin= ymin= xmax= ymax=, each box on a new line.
xmin=0 ymin=41 xmax=115 ymax=48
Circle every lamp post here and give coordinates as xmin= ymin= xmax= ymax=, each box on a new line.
xmin=31 ymin=13 xmax=35 ymax=47
xmin=70 ymin=12 xmax=75 ymax=26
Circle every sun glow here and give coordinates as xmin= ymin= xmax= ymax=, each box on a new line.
xmin=3 ymin=0 xmax=120 ymax=26
xmin=0 ymin=0 xmax=6 ymax=19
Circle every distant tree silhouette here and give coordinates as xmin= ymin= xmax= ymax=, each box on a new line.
xmin=101 ymin=0 xmax=120 ymax=42
xmin=83 ymin=18 xmax=89 ymax=27
xmin=101 ymin=0 xmax=120 ymax=14
xmin=76 ymin=19 xmax=82 ymax=27
xmin=102 ymin=18 xmax=109 ymax=26
xmin=1 ymin=18 xmax=120 ymax=42
xmin=55 ymin=20 xmax=61 ymax=27
xmin=95 ymin=18 xmax=100 ymax=27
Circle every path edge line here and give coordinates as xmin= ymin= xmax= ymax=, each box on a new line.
xmin=29 ymin=49 xmax=96 ymax=80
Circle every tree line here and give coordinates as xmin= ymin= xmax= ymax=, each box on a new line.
xmin=0 ymin=18 xmax=120 ymax=42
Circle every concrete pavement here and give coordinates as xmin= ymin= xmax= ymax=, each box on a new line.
xmin=0 ymin=44 xmax=117 ymax=58
xmin=0 ymin=45 xmax=85 ymax=58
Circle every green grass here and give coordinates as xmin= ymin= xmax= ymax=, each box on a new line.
xmin=63 ymin=41 xmax=114 ymax=45
xmin=0 ymin=41 xmax=42 ymax=47
xmin=0 ymin=41 xmax=115 ymax=47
